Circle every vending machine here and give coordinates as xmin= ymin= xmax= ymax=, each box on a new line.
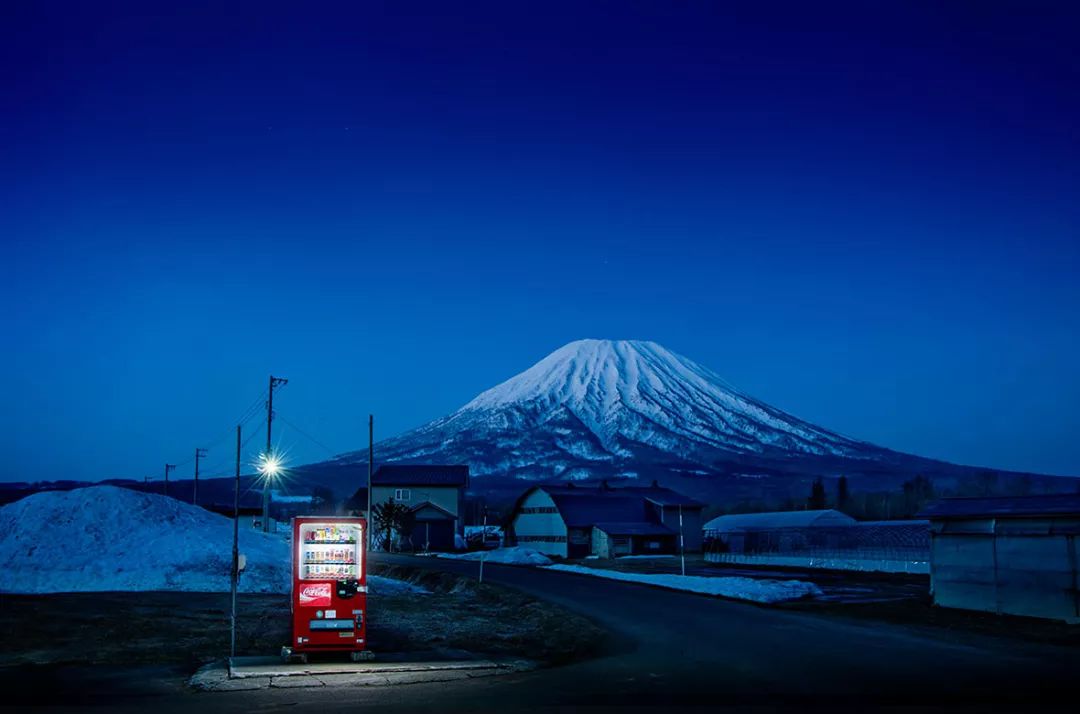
xmin=283 ymin=516 xmax=370 ymax=663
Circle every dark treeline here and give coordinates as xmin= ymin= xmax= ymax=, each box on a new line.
xmin=707 ymin=469 xmax=1074 ymax=522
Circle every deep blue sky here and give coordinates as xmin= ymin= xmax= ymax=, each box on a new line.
xmin=2 ymin=1 xmax=1078 ymax=483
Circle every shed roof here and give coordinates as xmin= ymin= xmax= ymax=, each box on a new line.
xmin=594 ymin=522 xmax=675 ymax=536
xmin=919 ymin=494 xmax=1080 ymax=520
xmin=409 ymin=500 xmax=457 ymax=520
xmin=703 ymin=509 xmax=857 ymax=532
xmin=512 ymin=483 xmax=701 ymax=531
xmin=371 ymin=464 xmax=469 ymax=487
xmin=856 ymin=520 xmax=930 ymax=527
xmin=548 ymin=492 xmax=647 ymax=527
xmin=624 ymin=487 xmax=705 ymax=508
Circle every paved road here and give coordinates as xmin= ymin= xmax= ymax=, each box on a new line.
xmin=7 ymin=556 xmax=1079 ymax=712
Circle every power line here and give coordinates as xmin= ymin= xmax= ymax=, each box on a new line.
xmin=199 ymin=423 xmax=266 ymax=478
xmin=276 ymin=414 xmax=338 ymax=457
xmin=162 ymin=388 xmax=269 ymax=476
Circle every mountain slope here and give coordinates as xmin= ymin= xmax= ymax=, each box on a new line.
xmin=325 ymin=340 xmax=911 ymax=488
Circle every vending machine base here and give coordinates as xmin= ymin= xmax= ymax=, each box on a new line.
xmin=280 ymin=646 xmax=375 ymax=664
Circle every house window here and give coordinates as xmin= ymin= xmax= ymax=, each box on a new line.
xmin=394 ymin=488 xmax=411 ymax=502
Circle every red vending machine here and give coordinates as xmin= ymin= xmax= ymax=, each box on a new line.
xmin=283 ymin=516 xmax=370 ymax=663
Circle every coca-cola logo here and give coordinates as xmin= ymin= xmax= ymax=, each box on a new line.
xmin=298 ymin=583 xmax=332 ymax=606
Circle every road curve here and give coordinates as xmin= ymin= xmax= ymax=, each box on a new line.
xmin=9 ymin=555 xmax=1079 ymax=712
xmin=360 ymin=554 xmax=1079 ymax=711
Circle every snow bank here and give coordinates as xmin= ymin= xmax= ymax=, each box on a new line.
xmin=0 ymin=486 xmax=440 ymax=597
xmin=546 ymin=564 xmax=822 ymax=603
xmin=437 ymin=547 xmax=553 ymax=566
xmin=0 ymin=486 xmax=291 ymax=593
xmin=616 ymin=554 xmax=676 ymax=560
xmin=706 ymin=551 xmax=929 ymax=575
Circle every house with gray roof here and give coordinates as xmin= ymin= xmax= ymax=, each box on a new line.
xmin=348 ymin=464 xmax=468 ymax=551
xmin=508 ymin=481 xmax=705 ymax=559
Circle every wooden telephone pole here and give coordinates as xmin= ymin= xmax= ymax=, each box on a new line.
xmin=230 ymin=425 xmax=240 ymax=660
xmin=367 ymin=414 xmax=373 ymax=550
xmin=163 ymin=463 xmax=175 ymax=498
xmin=263 ymin=375 xmax=288 ymax=532
xmin=193 ymin=448 xmax=208 ymax=505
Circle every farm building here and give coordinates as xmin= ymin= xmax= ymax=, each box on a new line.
xmin=508 ymin=482 xmax=704 ymax=559
xmin=703 ymin=509 xmax=857 ymax=554
xmin=921 ymin=495 xmax=1080 ymax=623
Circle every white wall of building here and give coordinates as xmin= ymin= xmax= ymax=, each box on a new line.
xmin=511 ymin=489 xmax=569 ymax=558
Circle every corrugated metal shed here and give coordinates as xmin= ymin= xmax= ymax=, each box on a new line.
xmin=921 ymin=494 xmax=1080 ymax=623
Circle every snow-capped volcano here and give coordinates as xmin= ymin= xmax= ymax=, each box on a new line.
xmin=326 ymin=339 xmax=897 ymax=486
xmin=462 ymin=339 xmax=868 ymax=459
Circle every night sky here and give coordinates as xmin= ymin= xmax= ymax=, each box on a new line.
xmin=3 ymin=1 xmax=1078 ymax=483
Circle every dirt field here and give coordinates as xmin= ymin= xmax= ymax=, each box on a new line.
xmin=0 ymin=567 xmax=606 ymax=670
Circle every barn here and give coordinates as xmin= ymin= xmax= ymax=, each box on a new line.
xmin=509 ymin=482 xmax=704 ymax=559
xmin=921 ymin=495 xmax=1080 ymax=623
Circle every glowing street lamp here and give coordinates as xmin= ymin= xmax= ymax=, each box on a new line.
xmin=259 ymin=452 xmax=284 ymax=531
xmin=259 ymin=453 xmax=283 ymax=479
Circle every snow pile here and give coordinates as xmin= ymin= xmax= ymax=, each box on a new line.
xmin=0 ymin=486 xmax=290 ymax=593
xmin=0 ymin=487 xmax=435 ymax=597
xmin=437 ymin=547 xmax=553 ymax=566
xmin=617 ymin=554 xmax=676 ymax=560
xmin=546 ymin=564 xmax=822 ymax=603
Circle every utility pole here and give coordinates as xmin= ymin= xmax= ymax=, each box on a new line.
xmin=679 ymin=504 xmax=686 ymax=577
xmin=367 ymin=414 xmax=373 ymax=550
xmin=194 ymin=448 xmax=208 ymax=506
xmin=164 ymin=464 xmax=176 ymax=498
xmin=263 ymin=375 xmax=288 ymax=532
xmin=230 ymin=425 xmax=240 ymax=661
xmin=478 ymin=508 xmax=488 ymax=584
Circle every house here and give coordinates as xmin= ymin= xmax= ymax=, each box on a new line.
xmin=349 ymin=464 xmax=468 ymax=552
xmin=508 ymin=481 xmax=705 ymax=559
xmin=702 ymin=509 xmax=857 ymax=554
xmin=920 ymin=495 xmax=1080 ymax=623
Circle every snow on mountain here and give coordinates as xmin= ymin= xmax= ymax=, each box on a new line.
xmin=328 ymin=339 xmax=892 ymax=485
xmin=0 ymin=486 xmax=288 ymax=593
xmin=462 ymin=340 xmax=866 ymax=457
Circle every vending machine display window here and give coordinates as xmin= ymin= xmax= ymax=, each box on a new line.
xmin=298 ymin=522 xmax=362 ymax=582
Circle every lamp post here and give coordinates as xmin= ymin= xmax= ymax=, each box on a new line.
xmin=264 ymin=375 xmax=288 ymax=532
xmin=259 ymin=452 xmax=283 ymax=532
